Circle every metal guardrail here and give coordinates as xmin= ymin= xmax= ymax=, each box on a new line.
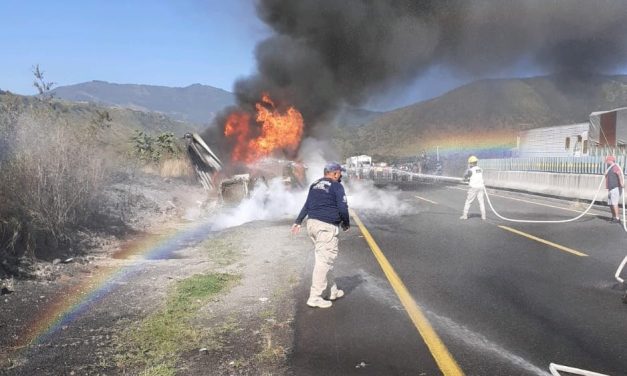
xmin=479 ymin=155 xmax=627 ymax=175
xmin=352 ymin=155 xmax=627 ymax=179
xmin=588 ymin=145 xmax=627 ymax=158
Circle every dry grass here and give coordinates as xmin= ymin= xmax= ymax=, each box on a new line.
xmin=0 ymin=100 xmax=113 ymax=265
xmin=159 ymin=157 xmax=194 ymax=179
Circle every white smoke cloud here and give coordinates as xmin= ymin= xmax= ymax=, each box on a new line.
xmin=210 ymin=172 xmax=414 ymax=231
xmin=297 ymin=137 xmax=414 ymax=218
xmin=209 ymin=137 xmax=413 ymax=230
xmin=298 ymin=137 xmax=336 ymax=183
xmin=345 ymin=179 xmax=414 ymax=217
xmin=210 ymin=138 xmax=324 ymax=230
xmin=212 ymin=177 xmax=307 ymax=231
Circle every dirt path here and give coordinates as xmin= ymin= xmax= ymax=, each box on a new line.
xmin=1 ymin=216 xmax=311 ymax=375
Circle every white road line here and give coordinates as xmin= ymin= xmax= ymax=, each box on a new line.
xmin=430 ymin=311 xmax=549 ymax=376
xmin=549 ymin=363 xmax=608 ymax=376
xmin=498 ymin=225 xmax=588 ymax=257
xmin=415 ymin=195 xmax=438 ymax=205
xmin=615 ymin=255 xmax=627 ymax=284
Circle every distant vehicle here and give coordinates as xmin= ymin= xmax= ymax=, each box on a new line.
xmin=346 ymin=155 xmax=372 ymax=168
xmin=346 ymin=155 xmax=372 ymax=179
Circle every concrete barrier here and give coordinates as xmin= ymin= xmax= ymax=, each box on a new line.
xmin=483 ymin=171 xmax=606 ymax=202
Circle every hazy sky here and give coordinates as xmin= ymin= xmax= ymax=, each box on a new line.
xmin=0 ymin=0 xmax=510 ymax=111
xmin=0 ymin=1 xmax=269 ymax=94
xmin=1 ymin=1 xmax=626 ymax=112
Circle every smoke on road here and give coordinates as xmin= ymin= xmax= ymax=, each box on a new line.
xmin=211 ymin=138 xmax=413 ymax=230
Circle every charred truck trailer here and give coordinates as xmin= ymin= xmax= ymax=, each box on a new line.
xmin=184 ymin=133 xmax=307 ymax=203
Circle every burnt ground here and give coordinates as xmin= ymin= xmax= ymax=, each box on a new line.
xmin=0 ymin=176 xmax=310 ymax=376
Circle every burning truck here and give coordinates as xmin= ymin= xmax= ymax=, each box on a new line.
xmin=186 ymin=93 xmax=308 ymax=203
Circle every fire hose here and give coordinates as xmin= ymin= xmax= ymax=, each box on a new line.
xmin=387 ymin=166 xmax=625 ymax=228
xmin=369 ymin=166 xmax=626 ymax=229
xmin=482 ymin=164 xmax=626 ymax=232
xmin=477 ymin=164 xmax=627 ymax=297
xmin=371 ymin=166 xmax=627 ymax=292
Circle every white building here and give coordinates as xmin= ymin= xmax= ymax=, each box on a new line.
xmin=517 ymin=123 xmax=590 ymax=157
xmin=516 ymin=107 xmax=627 ymax=157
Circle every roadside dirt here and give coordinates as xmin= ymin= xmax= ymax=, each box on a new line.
xmin=0 ymin=176 xmax=311 ymax=376
xmin=181 ymin=220 xmax=307 ymax=376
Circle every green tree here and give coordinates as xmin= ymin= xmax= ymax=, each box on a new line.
xmin=131 ymin=131 xmax=179 ymax=163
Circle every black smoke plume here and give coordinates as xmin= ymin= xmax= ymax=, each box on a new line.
xmin=213 ymin=0 xmax=627 ymax=156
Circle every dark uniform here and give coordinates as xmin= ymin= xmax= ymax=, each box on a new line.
xmin=294 ymin=163 xmax=349 ymax=308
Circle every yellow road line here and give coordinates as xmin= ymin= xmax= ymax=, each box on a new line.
xmin=498 ymin=225 xmax=588 ymax=257
xmin=350 ymin=209 xmax=464 ymax=376
xmin=415 ymin=195 xmax=438 ymax=205
xmin=447 ymin=186 xmax=597 ymax=216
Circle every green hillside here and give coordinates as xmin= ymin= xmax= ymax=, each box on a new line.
xmin=0 ymin=91 xmax=199 ymax=147
xmin=337 ymin=74 xmax=627 ymax=157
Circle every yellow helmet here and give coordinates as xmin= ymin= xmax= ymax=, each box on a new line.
xmin=468 ymin=155 xmax=478 ymax=163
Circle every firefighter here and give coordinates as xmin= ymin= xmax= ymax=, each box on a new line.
xmin=460 ymin=155 xmax=486 ymax=220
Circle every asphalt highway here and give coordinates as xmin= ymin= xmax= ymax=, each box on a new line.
xmin=290 ymin=183 xmax=627 ymax=376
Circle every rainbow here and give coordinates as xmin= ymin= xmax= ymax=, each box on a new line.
xmin=421 ymin=130 xmax=516 ymax=159
xmin=13 ymin=220 xmax=215 ymax=350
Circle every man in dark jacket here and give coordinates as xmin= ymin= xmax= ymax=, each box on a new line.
xmin=291 ymin=162 xmax=350 ymax=308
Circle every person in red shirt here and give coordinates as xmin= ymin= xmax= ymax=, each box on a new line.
xmin=605 ymin=155 xmax=625 ymax=223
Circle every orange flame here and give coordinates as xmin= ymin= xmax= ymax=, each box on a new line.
xmin=224 ymin=93 xmax=304 ymax=163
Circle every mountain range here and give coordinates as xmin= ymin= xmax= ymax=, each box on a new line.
xmin=51 ymin=81 xmax=235 ymax=125
xmin=337 ymin=73 xmax=627 ymax=157
xmin=50 ymin=81 xmax=382 ymax=129
xmin=40 ymin=74 xmax=627 ymax=160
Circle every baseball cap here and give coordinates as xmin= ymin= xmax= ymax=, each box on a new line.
xmin=324 ymin=162 xmax=346 ymax=172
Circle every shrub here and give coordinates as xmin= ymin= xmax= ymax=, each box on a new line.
xmin=0 ymin=98 xmax=110 ymax=264
xmin=131 ymin=131 xmax=181 ymax=163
